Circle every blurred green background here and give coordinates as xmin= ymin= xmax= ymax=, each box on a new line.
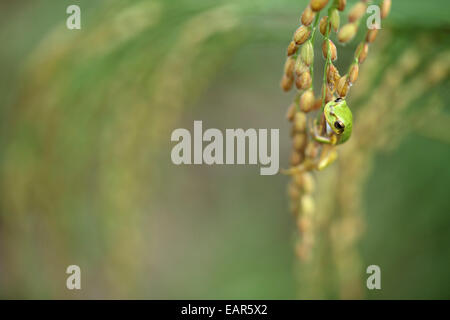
xmin=0 ymin=0 xmax=449 ymax=299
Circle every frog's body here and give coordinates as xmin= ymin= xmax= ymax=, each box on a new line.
xmin=311 ymin=98 xmax=352 ymax=170
xmin=283 ymin=98 xmax=353 ymax=174
xmin=315 ymin=98 xmax=353 ymax=145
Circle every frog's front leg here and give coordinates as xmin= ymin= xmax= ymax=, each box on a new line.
xmin=317 ymin=144 xmax=338 ymax=171
xmin=312 ymin=120 xmax=338 ymax=145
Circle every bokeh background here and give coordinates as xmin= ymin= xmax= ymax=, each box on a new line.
xmin=0 ymin=0 xmax=449 ymax=299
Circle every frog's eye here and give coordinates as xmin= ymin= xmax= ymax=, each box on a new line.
xmin=335 ymin=97 xmax=343 ymax=103
xmin=334 ymin=120 xmax=345 ymax=131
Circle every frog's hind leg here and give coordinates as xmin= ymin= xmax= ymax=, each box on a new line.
xmin=317 ymin=145 xmax=338 ymax=171
xmin=281 ymin=158 xmax=316 ymax=175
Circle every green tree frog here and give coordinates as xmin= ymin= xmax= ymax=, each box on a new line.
xmin=314 ymin=97 xmax=353 ymax=146
xmin=283 ymin=98 xmax=353 ymax=174
xmin=312 ymin=97 xmax=353 ymax=170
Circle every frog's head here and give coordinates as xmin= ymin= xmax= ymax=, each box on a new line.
xmin=324 ymin=97 xmax=353 ymax=143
